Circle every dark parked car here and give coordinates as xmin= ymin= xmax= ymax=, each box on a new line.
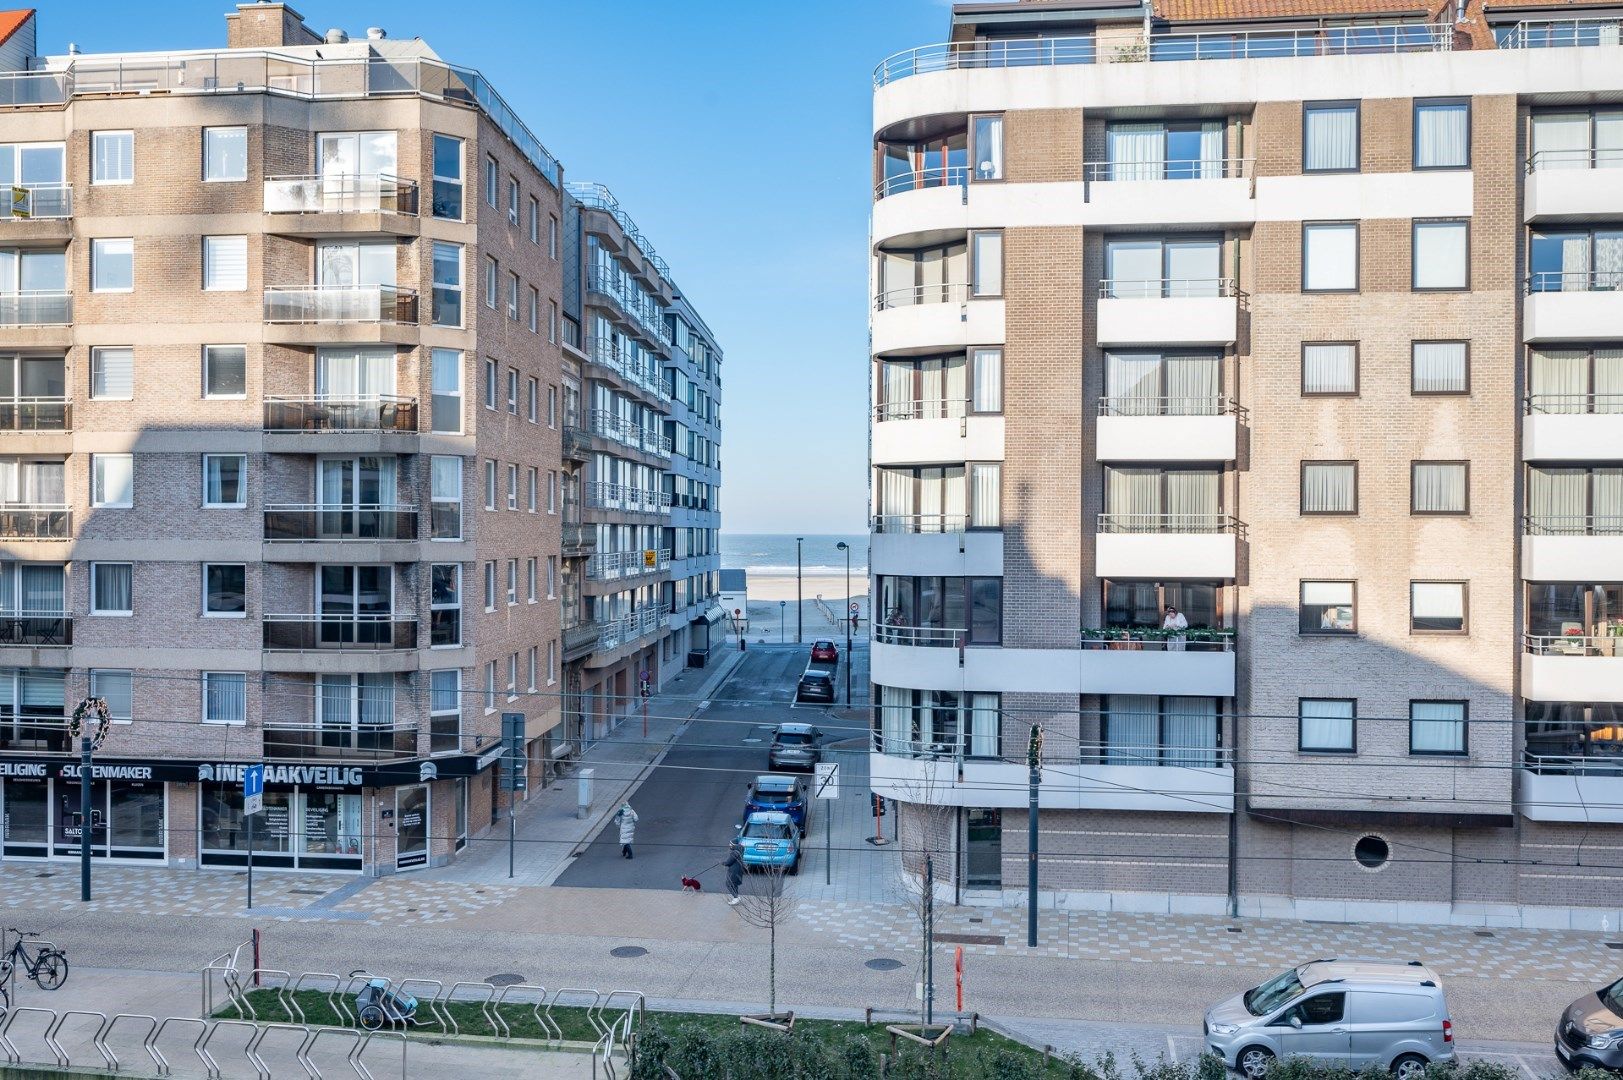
xmin=768 ymin=722 xmax=823 ymax=771
xmin=795 ymin=663 xmax=835 ymax=705
xmin=744 ymin=774 xmax=809 ymax=835
xmin=1556 ymin=975 xmax=1623 ymax=1072
xmin=811 ymin=639 xmax=838 ymax=664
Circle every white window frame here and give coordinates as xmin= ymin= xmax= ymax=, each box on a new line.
xmin=528 ymin=196 xmax=540 ymax=243
xmin=526 ymin=466 xmax=537 ymax=512
xmin=202 ymin=344 xmax=248 ymax=399
xmin=90 ymin=346 xmax=134 ymax=401
xmin=483 ymin=459 xmax=497 ymax=510
xmin=484 ymin=155 xmax=499 ymax=208
xmin=506 ymin=558 xmax=518 ymax=605
xmin=203 ymin=671 xmax=248 ymax=725
xmin=507 ymin=176 xmax=519 ymax=224
xmin=91 ymin=452 xmax=134 ymax=508
xmin=484 ymin=256 xmax=498 ymax=310
xmin=526 ymin=556 xmax=537 ymax=603
xmin=90 ymin=561 xmax=133 ymax=616
xmin=483 ymin=358 xmax=497 ymax=410
xmin=528 ymin=645 xmax=538 ymax=692
xmin=483 ymin=561 xmax=496 ymax=612
xmin=202 ymin=562 xmax=248 ymax=618
xmin=484 ymin=659 xmax=497 ymax=713
xmin=506 ymin=463 xmax=518 ymax=510
xmin=202 ymin=235 xmax=248 ymax=292
xmin=91 ymin=237 xmax=134 ymax=293
xmin=202 ymin=126 xmax=248 ymax=182
xmin=92 ymin=130 xmax=133 ymax=185
xmin=89 ymin=669 xmax=133 ymax=723
xmin=202 ymin=453 xmax=248 ymax=508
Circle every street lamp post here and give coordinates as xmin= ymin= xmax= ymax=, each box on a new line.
xmin=836 ymin=541 xmax=852 ymax=706
xmin=795 ymin=536 xmax=804 ymax=644
xmin=70 ymin=697 xmax=111 ymax=903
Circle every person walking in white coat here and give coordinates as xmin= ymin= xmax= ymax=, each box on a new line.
xmin=615 ymin=803 xmax=639 ymax=859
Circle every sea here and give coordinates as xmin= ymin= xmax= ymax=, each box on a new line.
xmin=720 ymin=533 xmax=869 ymax=578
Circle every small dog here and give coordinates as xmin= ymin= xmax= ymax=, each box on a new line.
xmin=680 ymin=876 xmax=703 ymax=892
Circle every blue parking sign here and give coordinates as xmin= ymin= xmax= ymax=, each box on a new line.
xmin=243 ymin=763 xmax=265 ymax=816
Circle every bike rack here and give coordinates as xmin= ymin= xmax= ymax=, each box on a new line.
xmin=351 ymin=1028 xmax=405 ymax=1080
xmin=44 ymin=1010 xmax=109 ymax=1070
xmin=290 ymin=971 xmax=345 ymax=1028
xmin=442 ymin=980 xmax=493 ymax=1037
xmin=153 ymin=1015 xmax=209 ymax=1077
xmin=200 ymin=1017 xmax=260 ymax=1079
xmin=493 ymin=983 xmax=551 ymax=1041
xmin=549 ymin=987 xmax=604 ymax=1044
xmin=394 ymin=978 xmax=445 ymax=1034
xmin=201 ymin=936 xmax=255 ymax=1018
xmin=100 ymin=1011 xmax=157 ymax=1074
xmin=0 ymin=1006 xmax=61 ymax=1066
xmin=236 ymin=968 xmax=292 ymax=1023
xmin=308 ymin=1024 xmax=368 ymax=1079
xmin=246 ymin=1021 xmax=314 ymax=1080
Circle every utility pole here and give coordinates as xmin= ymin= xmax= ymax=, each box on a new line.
xmin=924 ymin=852 xmax=935 ymax=1025
xmin=69 ymin=697 xmax=111 ymax=903
xmin=795 ymin=536 xmax=804 ymax=644
xmin=1027 ymin=723 xmax=1042 ymax=948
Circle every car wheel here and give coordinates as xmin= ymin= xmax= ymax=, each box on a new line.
xmin=1237 ymin=1046 xmax=1274 ymax=1080
xmin=1390 ymin=1054 xmax=1428 ymax=1080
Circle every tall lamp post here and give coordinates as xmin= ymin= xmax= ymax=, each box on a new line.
xmin=70 ymin=696 xmax=111 ymax=902
xmin=836 ymin=542 xmax=852 ymax=706
xmin=795 ymin=536 xmax=804 ymax=644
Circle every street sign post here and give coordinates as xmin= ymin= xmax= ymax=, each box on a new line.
xmin=815 ymin=762 xmax=840 ymax=883
xmin=243 ymin=763 xmax=264 ymax=910
xmin=501 ymin=713 xmax=526 ymax=878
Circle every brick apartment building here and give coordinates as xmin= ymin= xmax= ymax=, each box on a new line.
xmin=869 ymin=0 xmax=1623 ymax=925
xmin=0 ymin=3 xmax=721 ymax=875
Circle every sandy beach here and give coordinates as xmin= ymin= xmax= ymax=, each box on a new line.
xmin=728 ymin=573 xmax=869 ymax=645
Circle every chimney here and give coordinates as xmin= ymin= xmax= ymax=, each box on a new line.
xmin=224 ymin=2 xmax=322 ymax=49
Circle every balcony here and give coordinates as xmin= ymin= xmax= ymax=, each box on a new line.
xmin=582 ymin=482 xmax=669 ymax=515
xmin=1096 ymin=398 xmax=1240 ymax=463
xmin=1523 ymin=397 xmax=1623 ymax=461
xmin=562 ymin=521 xmax=597 ymax=557
xmin=1080 ymin=628 xmax=1236 ymax=696
xmin=872 ymin=400 xmax=1005 ymax=466
xmin=1095 ymin=514 xmax=1240 ymax=578
xmin=0 ymin=505 xmax=71 ymax=540
xmin=263 ymin=396 xmax=418 ymax=434
xmin=1521 ymin=518 xmax=1623 ymax=580
xmin=263 ymin=284 xmax=418 ymax=326
xmin=0 ymin=292 xmax=71 ymax=327
xmin=869 ymin=749 xmax=1232 ymax=812
xmin=0 ymin=184 xmax=71 ymax=221
xmin=1525 ymin=153 xmax=1623 ymax=222
xmin=1081 ymin=159 xmax=1255 ymax=228
xmin=1519 ymin=753 xmax=1623 ymax=822
xmin=563 ymin=620 xmax=602 ymax=661
xmin=593 ymin=608 xmax=666 ymax=656
xmin=0 ymin=612 xmax=70 ymax=646
xmin=263 ymin=173 xmax=419 ymax=218
xmin=1096 ymin=281 xmax=1238 ymax=347
xmin=1524 ymin=275 xmax=1623 ymax=342
xmin=874 ymin=166 xmax=968 ymax=202
xmin=585 ymin=548 xmax=671 ymax=582
xmin=1498 ymin=17 xmax=1623 ymax=49
xmin=263 ymin=722 xmax=417 ymax=762
xmin=0 ymin=716 xmax=69 ymax=754
xmin=263 ymin=505 xmax=418 ymax=543
xmin=0 ymin=398 xmax=69 ymax=434
xmin=871 ymin=522 xmax=1003 ymax=578
xmin=871 ymin=283 xmax=1004 ymax=357
xmin=586 ymin=408 xmax=672 ymax=458
xmin=1523 ymin=633 xmax=1623 ymax=701
xmin=262 ymin=614 xmax=417 ymax=652
xmin=584 ymin=268 xmax=671 ymax=346
xmin=583 ymin=335 xmax=670 ymax=403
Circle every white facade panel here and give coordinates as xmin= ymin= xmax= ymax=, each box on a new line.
xmin=1522 ymin=413 xmax=1623 ymax=462
xmin=1522 ymin=651 xmax=1623 ymax=703
xmin=870 ymin=530 xmax=1003 ymax=577
xmin=869 ymin=753 xmax=1234 ymax=812
xmin=1095 ymin=297 xmax=1237 ymax=347
xmin=1524 ymin=291 xmax=1623 ymax=343
xmin=1096 ymin=414 xmax=1237 ymax=462
xmin=1517 ymin=768 xmax=1623 ymax=823
xmin=871 ymin=298 xmax=1006 ymax=356
xmin=1095 ymin=532 xmax=1237 ymax=578
xmin=1524 ymin=168 xmax=1623 ymax=223
xmin=1521 ymin=534 xmax=1623 ymax=581
xmin=873 ymin=416 xmax=1005 ymax=466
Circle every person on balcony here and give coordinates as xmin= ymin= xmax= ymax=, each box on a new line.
xmin=1162 ymin=604 xmax=1189 ymax=651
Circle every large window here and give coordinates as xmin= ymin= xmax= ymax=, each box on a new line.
xmin=1530 ymin=109 xmax=1623 ymax=171
xmin=430 ymin=455 xmax=461 ymax=540
xmin=874 ymin=687 xmax=1000 ymax=759
xmin=876 ymin=575 xmax=1001 ymax=645
xmin=203 ymin=345 xmax=246 ymax=398
xmin=877 ymin=241 xmax=967 ymax=308
xmin=1303 ymin=102 xmax=1359 ymax=172
xmin=1104 ymin=236 xmax=1222 ymax=298
xmin=971 ymin=230 xmax=1003 ymax=297
xmin=1413 ymin=100 xmax=1469 ymax=169
xmin=1300 ymin=581 xmax=1355 ymax=634
xmin=972 ymin=114 xmax=1004 ymax=181
xmin=431 ymin=242 xmax=463 ymax=327
xmin=1527 ymin=466 xmax=1623 ymax=534
xmin=203 ymin=563 xmax=246 ymax=617
xmin=431 ymin=135 xmax=463 ymax=219
xmin=1412 ymin=220 xmax=1468 ymax=290
xmin=91 ymin=453 xmax=133 ymax=507
xmin=1525 ymin=700 xmax=1623 ymax=761
xmin=875 ymin=464 xmax=1000 ymax=532
xmin=1527 ymin=346 xmax=1623 ymax=413
xmin=1103 ymin=581 xmax=1223 ymax=632
xmin=1530 ymin=227 xmax=1623 ymax=292
xmin=202 ymin=235 xmax=247 ymax=291
xmin=430 ymin=563 xmax=461 ymax=647
xmin=1413 ymin=341 xmax=1469 ymax=394
xmin=203 ymin=671 xmax=247 ymax=724
xmin=1301 ymin=343 xmax=1357 ymax=396
xmin=1103 ymin=467 xmax=1222 ymax=529
xmin=91 ymin=131 xmax=133 ymax=184
xmin=89 ymin=348 xmax=132 ymax=401
xmin=1303 ymin=223 xmax=1358 ymax=291
xmin=1299 ymin=698 xmax=1356 ymax=753
xmin=876 ymin=350 xmax=1002 ymax=420
xmin=1301 ymin=461 xmax=1357 ymax=514
xmin=1104 ymin=350 xmax=1223 ymax=414
xmin=1411 ymin=580 xmax=1467 ymax=632
xmin=430 ymin=670 xmax=461 ymax=753
xmin=1410 ymin=700 xmax=1467 ymax=755
xmin=91 ymin=238 xmax=133 ymax=292
xmin=1104 ymin=120 xmax=1225 ymax=180
xmin=203 ymin=127 xmax=247 ymax=181
xmin=1411 ymin=461 xmax=1469 ymax=514
xmin=1100 ymin=695 xmax=1223 ymax=767
xmin=90 ymin=562 xmax=132 ymax=615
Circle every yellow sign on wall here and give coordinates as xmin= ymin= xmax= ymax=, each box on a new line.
xmin=644 ymin=549 xmax=657 ymax=568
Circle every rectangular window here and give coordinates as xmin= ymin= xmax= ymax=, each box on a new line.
xmin=526 ymin=377 xmax=538 ymax=422
xmin=506 ymin=272 xmax=519 ymax=319
xmin=1303 ymin=102 xmax=1358 ymax=172
xmin=549 ymin=214 xmax=559 ymax=259
xmin=90 ymin=561 xmax=133 ymax=615
xmin=548 ymin=471 xmax=558 ymax=513
xmin=430 ymin=455 xmax=462 ymax=540
xmin=202 ymin=235 xmax=247 ymax=291
xmin=547 ymin=555 xmax=558 ymax=598
xmin=506 ymin=369 xmax=519 ymax=414
xmin=203 ymin=126 xmax=247 ymax=181
xmin=91 ymin=453 xmax=133 ymax=507
xmin=507 ymin=652 xmax=518 ymax=697
xmin=1301 ymin=343 xmax=1357 ymax=395
xmin=90 ymin=346 xmax=133 ymax=400
xmin=506 ymin=463 xmax=518 ymax=509
xmin=431 ymin=348 xmax=462 ymax=432
xmin=1301 ymin=461 xmax=1357 ymax=514
xmin=970 ymin=230 xmax=1003 ymax=297
xmin=90 ymin=670 xmax=132 ymax=722
xmin=1412 ymin=461 xmax=1469 ymax=514
xmin=431 ymin=134 xmax=464 ymax=220
xmin=528 ymin=646 xmax=538 ymax=691
xmin=507 ymin=176 xmax=519 ymax=224
xmin=971 ymin=348 xmax=1003 ymax=413
xmin=549 ymin=300 xmax=559 ymax=343
xmin=1412 ymin=341 xmax=1469 ymax=394
xmin=1411 ymin=580 xmax=1467 ymax=632
xmin=483 ymin=358 xmax=497 ymax=410
xmin=1300 ymin=580 xmax=1355 ymax=634
xmin=1303 ymin=223 xmax=1357 ymax=292
xmin=484 ymin=660 xmax=496 ymax=711
xmin=92 ymin=131 xmax=133 ymax=184
xmin=203 ymin=563 xmax=246 ymax=616
xmin=528 ymin=195 xmax=540 ymax=243
xmin=548 ymin=640 xmax=557 ymax=683
xmin=431 ymin=241 xmax=463 ymax=327
xmin=1410 ymin=700 xmax=1467 ymax=755
xmin=483 ymin=561 xmax=496 ymax=611
xmin=484 ymin=257 xmax=498 ymax=310
xmin=506 ymin=558 xmax=518 ymax=605
xmin=1413 ymin=220 xmax=1468 ymax=290
xmin=91 ymin=238 xmax=134 ymax=292
xmin=528 ymin=287 xmax=539 ymax=333
xmin=527 ymin=557 xmax=537 ymax=602
xmin=1414 ymin=100 xmax=1470 ymax=169
xmin=202 ymin=454 xmax=246 ymax=507
xmin=203 ymin=345 xmax=247 ymax=398
xmin=430 ymin=669 xmax=460 ymax=751
xmin=483 ymin=459 xmax=497 ymax=510
xmin=203 ymin=672 xmax=247 ymax=724
xmin=430 ymin=563 xmax=461 ymax=646
xmin=548 ymin=386 xmax=558 ymax=428
xmin=971 ymin=114 xmax=1004 ymax=181
xmin=970 ymin=462 xmax=1001 ymax=528
xmin=527 ymin=466 xmax=537 ymax=511
xmin=1299 ymin=698 xmax=1356 ymax=752
xmin=485 ymin=156 xmax=499 ymax=207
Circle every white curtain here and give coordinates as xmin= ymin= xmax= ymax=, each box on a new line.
xmin=1596 ymin=349 xmax=1623 ymax=414
xmin=1528 ymin=467 xmax=1587 ymax=533
xmin=92 ymin=562 xmax=131 ymax=612
xmin=1412 ymin=582 xmax=1465 ymax=628
xmin=973 ymin=116 xmax=1003 ymax=180
xmin=1415 ymin=102 xmax=1469 ymax=168
xmin=918 ymin=467 xmax=944 ymax=532
xmin=1413 ymin=462 xmax=1466 ymax=513
xmin=1304 ymin=106 xmax=1358 ymax=171
xmin=20 ymin=564 xmax=62 ymax=614
xmin=1560 ymin=233 xmax=1592 ymax=291
xmin=882 ymin=361 xmax=914 ymax=420
xmin=1529 ymin=349 xmax=1588 ymax=413
xmin=1106 ymin=353 xmax=1161 ymax=414
xmin=1166 ymin=355 xmax=1221 ymax=414
xmin=1302 ymin=344 xmax=1356 ymax=394
xmin=358 ymin=674 xmax=393 ymax=726
xmin=1532 ymin=113 xmax=1591 ymax=170
xmin=204 ymin=456 xmax=242 ymax=505
xmin=1304 ymin=224 xmax=1357 ymax=290
xmin=1413 ymin=222 xmax=1466 ymax=289
xmin=879 ymin=468 xmax=912 ymax=526
xmin=1596 ymin=469 xmax=1623 ymax=531
xmin=1166 ymin=470 xmax=1219 ymax=525
xmin=967 ymin=693 xmax=1000 ymax=758
xmin=1597 ymin=232 xmax=1623 ymax=289
xmin=1198 ymin=123 xmax=1223 ymax=179
xmin=431 ymin=455 xmax=462 ymax=502
xmin=1105 ymin=695 xmax=1159 ymax=765
xmin=880 ymin=685 xmax=912 ymax=753
xmin=970 ymin=463 xmax=999 ymax=527
xmin=1166 ymin=241 xmax=1221 ymax=297
xmin=1598 ymin=112 xmax=1623 ymax=168
xmin=942 ymin=356 xmax=967 ymax=417
xmin=203 ymin=236 xmax=247 ymax=291
xmin=1107 ymin=123 xmax=1162 ymax=181
xmin=1163 ymin=697 xmax=1218 ymax=768
xmin=971 ymin=349 xmax=1002 ymax=412
xmin=18 ymin=667 xmax=63 ymax=711
xmin=1411 ymin=702 xmax=1465 ymax=753
xmin=919 ymin=360 xmax=945 ymax=420
xmin=1300 ymin=699 xmax=1354 ymax=751
xmin=318 ymin=675 xmax=350 ymax=728
xmin=1412 ymin=342 xmax=1467 ymax=394
xmin=1106 ymin=468 xmax=1160 ymax=521
xmin=316 ymin=348 xmax=395 ymax=398
xmin=1106 ymin=240 xmax=1161 ymax=298
xmin=1303 ymin=463 xmax=1355 ymax=513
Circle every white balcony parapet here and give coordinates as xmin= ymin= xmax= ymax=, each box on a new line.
xmin=1518 ymin=754 xmax=1623 ymax=822
xmin=1096 ymin=400 xmax=1240 ymax=463
xmin=1522 ymin=635 xmax=1623 ymax=702
xmin=1095 ymin=514 xmax=1239 ymax=579
xmin=264 ymin=173 xmax=417 ymax=215
xmin=1096 ymin=286 xmax=1238 ymax=347
xmin=868 ymin=752 xmax=1233 ymax=813
xmin=1523 ymin=404 xmax=1623 ymax=461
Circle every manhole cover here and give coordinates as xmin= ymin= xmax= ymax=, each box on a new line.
xmin=1226 ymin=926 xmax=1244 ymax=934
xmin=1606 ymin=942 xmax=1623 ymax=950
xmin=610 ymin=946 xmax=648 ymax=959
xmin=865 ymin=958 xmax=904 ymax=971
xmin=486 ymin=973 xmax=525 ymax=987
xmin=1473 ymin=930 xmax=1494 ymax=938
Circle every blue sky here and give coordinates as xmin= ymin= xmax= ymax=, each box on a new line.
xmin=47 ymin=0 xmax=949 ymax=534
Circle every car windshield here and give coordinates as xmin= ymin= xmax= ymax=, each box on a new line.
xmin=1603 ymin=977 xmax=1623 ymax=1016
xmin=744 ymin=822 xmax=793 ymax=840
xmin=776 ymin=732 xmax=813 ymax=745
xmin=1244 ymin=967 xmax=1306 ymax=1016
xmin=753 ymin=790 xmax=793 ymax=803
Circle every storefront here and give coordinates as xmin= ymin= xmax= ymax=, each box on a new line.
xmin=0 ymin=761 xmax=167 ymax=862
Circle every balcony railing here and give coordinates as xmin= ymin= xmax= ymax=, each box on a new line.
xmin=1524 ymin=751 xmax=1623 ymax=776
xmin=874 ymin=166 xmax=970 ymax=200
xmin=0 ymin=292 xmax=71 ymax=326
xmin=874 ymin=37 xmax=1096 ymax=85
xmin=1499 ymin=18 xmax=1623 ymax=49
xmin=1525 ymin=394 xmax=1623 ymax=415
xmin=871 ymin=731 xmax=1003 ymax=760
xmin=1083 ymin=159 xmax=1253 ymax=182
xmin=0 ymin=184 xmax=72 ymax=220
xmin=566 ymin=182 xmax=672 ymax=280
xmin=0 ymin=505 xmax=71 ymax=539
xmin=1100 ymin=278 xmax=1239 ymax=299
xmin=0 ymin=398 xmax=70 ymax=431
xmin=1525 ymin=631 xmax=1623 ymax=656
xmin=0 ymin=716 xmax=70 ymax=753
xmin=583 ymin=267 xmax=671 ymax=344
xmin=263 ymin=284 xmax=418 ymax=324
xmin=1097 ymin=513 xmax=1241 ymax=534
xmin=264 ymin=173 xmax=419 ymax=215
xmin=1098 ymin=396 xmax=1241 ymax=417
xmin=1524 ymin=515 xmax=1623 ymax=536
xmin=562 ymin=521 xmax=596 ymax=556
xmin=264 ymin=395 xmax=418 ymax=433
xmin=1081 ymin=627 xmax=1235 ymax=651
xmin=263 ymin=722 xmax=417 ymax=762
xmin=563 ymin=620 xmax=603 ymax=657
xmin=597 ymin=608 xmax=666 ymax=651
xmin=871 ymin=513 xmax=973 ymax=534
xmin=874 ymin=282 xmax=971 ymax=311
xmin=586 ymin=548 xmax=671 ymax=581
xmin=1527 ymin=149 xmax=1623 ymax=172
xmin=875 ymin=398 xmax=972 ymax=422
xmin=582 ymin=482 xmax=668 ymax=513
xmin=588 ymin=408 xmax=672 ymax=456
xmin=262 ymin=613 xmax=417 ymax=651
xmin=1527 ymin=271 xmax=1623 ymax=294
xmin=263 ymin=504 xmax=419 ymax=542
xmin=0 ymin=612 xmax=70 ymax=646
xmin=874 ymin=623 xmax=963 ymax=647
xmin=1079 ymin=742 xmax=1234 ymax=768
xmin=582 ymin=335 xmax=670 ymax=401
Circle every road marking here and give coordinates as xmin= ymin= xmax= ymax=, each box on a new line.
xmin=1167 ymin=1034 xmax=1181 ymax=1062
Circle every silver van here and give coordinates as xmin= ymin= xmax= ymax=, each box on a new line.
xmin=1203 ymin=959 xmax=1455 ymax=1080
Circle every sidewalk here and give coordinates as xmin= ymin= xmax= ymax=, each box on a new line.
xmin=415 ymin=646 xmax=747 ymax=887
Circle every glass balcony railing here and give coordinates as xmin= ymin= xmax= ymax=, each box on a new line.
xmin=263 ymin=722 xmax=417 ymax=761
xmin=0 ymin=612 xmax=70 ymax=645
xmin=264 ymin=173 xmax=418 ymax=215
xmin=0 ymin=398 xmax=70 ymax=431
xmin=0 ymin=292 xmax=71 ymax=326
xmin=262 ymin=613 xmax=417 ymax=651
xmin=0 ymin=505 xmax=71 ymax=539
xmin=0 ymin=184 xmax=72 ymax=220
xmin=263 ymin=505 xmax=419 ymax=542
xmin=263 ymin=284 xmax=418 ymax=324
xmin=0 ymin=716 xmax=70 ymax=753
xmin=263 ymin=396 xmax=418 ymax=433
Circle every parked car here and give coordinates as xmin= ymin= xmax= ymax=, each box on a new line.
xmin=768 ymin=722 xmax=823 ymax=770
xmin=1203 ymin=959 xmax=1454 ymax=1080
xmin=811 ymin=639 xmax=838 ymax=664
xmin=795 ymin=664 xmax=835 ymax=705
xmin=736 ymin=811 xmax=800 ymax=874
xmin=745 ymin=774 xmax=810 ymax=835
xmin=1555 ymin=975 xmax=1623 ymax=1072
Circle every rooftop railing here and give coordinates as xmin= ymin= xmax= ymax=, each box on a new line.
xmin=1099 ymin=278 xmax=1239 ymax=299
xmin=1083 ymin=158 xmax=1253 ymax=182
xmin=1097 ymin=512 xmax=1241 ymax=534
xmin=264 ymin=172 xmax=417 ymax=215
xmin=874 ymin=37 xmax=1096 ymax=85
xmin=0 ymin=184 xmax=71 ymax=220
xmin=1498 ymin=18 xmax=1623 ymax=49
xmin=566 ymin=182 xmax=671 ymax=279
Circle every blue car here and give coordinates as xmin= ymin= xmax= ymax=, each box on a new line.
xmin=737 ymin=811 xmax=801 ymax=875
xmin=744 ymin=774 xmax=809 ymax=836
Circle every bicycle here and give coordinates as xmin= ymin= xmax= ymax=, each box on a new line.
xmin=2 ymin=928 xmax=68 ymax=995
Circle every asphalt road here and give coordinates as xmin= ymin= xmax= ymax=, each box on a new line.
xmin=553 ymin=644 xmax=870 ymax=892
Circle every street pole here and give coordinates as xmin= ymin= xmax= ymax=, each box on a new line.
xmin=825 ymin=802 xmax=832 ymax=885
xmin=924 ymin=853 xmax=935 ymax=1025
xmin=778 ymin=600 xmax=785 ymax=643
xmin=837 ymin=542 xmax=852 ymax=706
xmin=795 ymin=536 xmax=803 ymax=644
xmin=247 ymin=810 xmax=254 ymax=909
xmin=1027 ymin=724 xmax=1042 ymax=948
xmin=509 ymin=806 xmax=516 ymax=879
xmin=79 ymin=733 xmax=92 ymax=902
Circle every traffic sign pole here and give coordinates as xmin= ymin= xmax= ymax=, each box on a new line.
xmin=242 ymin=764 xmax=265 ymax=911
xmin=501 ymin=714 xmax=527 ymax=879
xmin=815 ymin=763 xmax=840 ymax=885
